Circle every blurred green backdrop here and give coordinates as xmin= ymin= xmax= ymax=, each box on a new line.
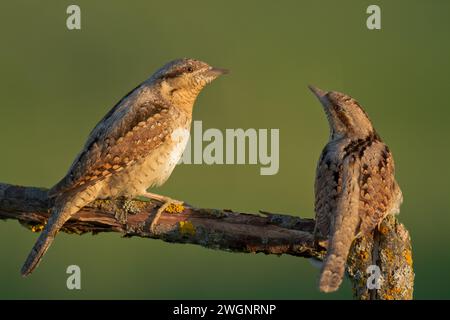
xmin=0 ymin=0 xmax=449 ymax=299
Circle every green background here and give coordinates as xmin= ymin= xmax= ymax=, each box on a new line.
xmin=0 ymin=0 xmax=449 ymax=299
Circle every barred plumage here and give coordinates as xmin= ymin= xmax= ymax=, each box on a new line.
xmin=21 ymin=58 xmax=227 ymax=276
xmin=309 ymin=86 xmax=403 ymax=293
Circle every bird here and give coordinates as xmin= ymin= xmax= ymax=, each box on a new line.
xmin=21 ymin=58 xmax=228 ymax=276
xmin=309 ymin=85 xmax=403 ymax=293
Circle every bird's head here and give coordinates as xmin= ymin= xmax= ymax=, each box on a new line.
xmin=309 ymin=85 xmax=375 ymax=140
xmin=150 ymin=58 xmax=228 ymax=110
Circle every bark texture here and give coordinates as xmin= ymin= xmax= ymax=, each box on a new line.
xmin=0 ymin=182 xmax=413 ymax=299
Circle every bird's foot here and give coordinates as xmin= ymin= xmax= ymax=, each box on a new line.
xmin=141 ymin=192 xmax=187 ymax=212
xmin=141 ymin=192 xmax=172 ymax=203
xmin=145 ymin=194 xmax=184 ymax=234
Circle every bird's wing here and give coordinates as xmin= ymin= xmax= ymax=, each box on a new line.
xmin=358 ymin=140 xmax=399 ymax=234
xmin=314 ymin=146 xmax=342 ymax=239
xmin=49 ymin=86 xmax=173 ymax=197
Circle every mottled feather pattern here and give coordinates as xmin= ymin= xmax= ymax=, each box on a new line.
xmin=319 ymin=155 xmax=361 ymax=292
xmin=315 ymin=135 xmax=400 ymax=241
xmin=49 ymin=94 xmax=182 ymax=197
xmin=21 ymin=58 xmax=227 ymax=276
xmin=358 ymin=141 xmax=401 ymax=234
xmin=310 ymin=87 xmax=403 ymax=292
xmin=314 ymin=144 xmax=343 ymax=240
xmin=315 ymin=135 xmax=400 ymax=292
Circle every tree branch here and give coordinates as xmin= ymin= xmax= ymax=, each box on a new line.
xmin=0 ymin=182 xmax=413 ymax=299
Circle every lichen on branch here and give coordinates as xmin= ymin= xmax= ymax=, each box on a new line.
xmin=0 ymin=182 xmax=413 ymax=299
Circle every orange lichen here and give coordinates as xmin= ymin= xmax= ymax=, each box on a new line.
xmin=383 ymin=249 xmax=395 ymax=263
xmin=403 ymin=249 xmax=413 ymax=266
xmin=166 ymin=203 xmax=185 ymax=214
xmin=31 ymin=224 xmax=45 ymax=233
xmin=383 ymin=286 xmax=403 ymax=300
xmin=378 ymin=225 xmax=389 ymax=235
xmin=179 ymin=221 xmax=195 ymax=235
xmin=358 ymin=250 xmax=369 ymax=261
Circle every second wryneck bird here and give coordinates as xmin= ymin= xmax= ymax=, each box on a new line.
xmin=309 ymin=86 xmax=403 ymax=293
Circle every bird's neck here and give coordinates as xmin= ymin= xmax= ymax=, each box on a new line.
xmin=172 ymin=89 xmax=200 ymax=114
xmin=159 ymin=82 xmax=203 ymax=114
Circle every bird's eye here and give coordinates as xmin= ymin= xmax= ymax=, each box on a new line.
xmin=187 ymin=67 xmax=194 ymax=73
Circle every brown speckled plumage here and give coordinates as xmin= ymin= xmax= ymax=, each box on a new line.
xmin=310 ymin=86 xmax=402 ymax=293
xmin=21 ymin=58 xmax=227 ymax=276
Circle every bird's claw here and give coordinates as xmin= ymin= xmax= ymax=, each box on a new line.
xmin=149 ymin=197 xmax=184 ymax=234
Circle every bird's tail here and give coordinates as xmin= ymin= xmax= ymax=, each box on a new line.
xmin=21 ymin=200 xmax=78 ymax=276
xmin=319 ymin=215 xmax=359 ymax=293
xmin=319 ymin=155 xmax=361 ymax=293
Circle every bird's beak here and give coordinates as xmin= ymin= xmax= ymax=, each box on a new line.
xmin=308 ymin=85 xmax=330 ymax=107
xmin=205 ymin=67 xmax=229 ymax=78
xmin=211 ymin=67 xmax=229 ymax=75
xmin=308 ymin=85 xmax=327 ymax=100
